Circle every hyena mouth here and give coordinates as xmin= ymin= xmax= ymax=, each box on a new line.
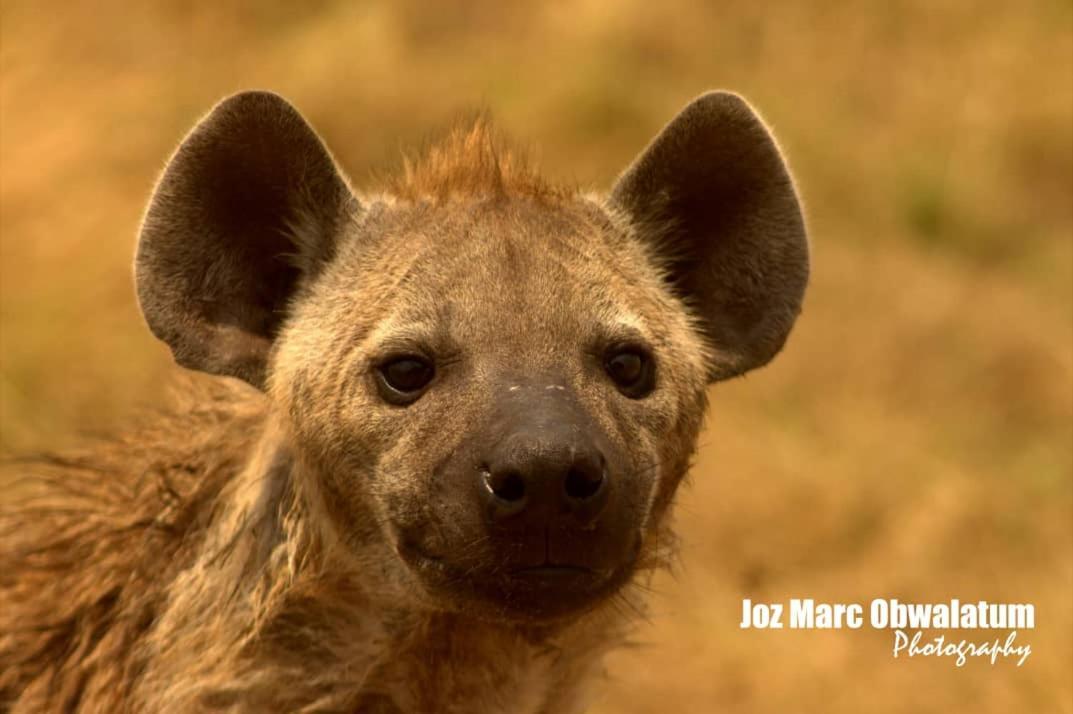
xmin=509 ymin=564 xmax=595 ymax=577
xmin=396 ymin=533 xmax=642 ymax=621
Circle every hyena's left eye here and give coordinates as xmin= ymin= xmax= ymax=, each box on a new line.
xmin=376 ymin=356 xmax=435 ymax=405
xmin=604 ymin=345 xmax=656 ymax=398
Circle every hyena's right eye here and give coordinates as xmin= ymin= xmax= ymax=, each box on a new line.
xmin=375 ymin=355 xmax=435 ymax=405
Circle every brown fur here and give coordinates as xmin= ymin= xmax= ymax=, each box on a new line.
xmin=389 ymin=117 xmax=569 ymax=203
xmin=1 ymin=90 xmax=807 ymax=712
xmin=1 ymin=380 xmax=264 ymax=710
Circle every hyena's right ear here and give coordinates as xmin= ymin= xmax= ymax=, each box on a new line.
xmin=136 ymin=91 xmax=357 ymax=389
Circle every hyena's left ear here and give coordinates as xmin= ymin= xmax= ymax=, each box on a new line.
xmin=135 ymin=91 xmax=357 ymax=389
xmin=610 ymin=91 xmax=809 ymax=381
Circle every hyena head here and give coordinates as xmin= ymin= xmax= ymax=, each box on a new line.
xmin=134 ymin=91 xmax=807 ymax=622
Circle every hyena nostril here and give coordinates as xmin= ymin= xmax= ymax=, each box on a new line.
xmin=485 ymin=469 xmax=527 ymax=503
xmin=563 ymin=466 xmax=604 ymax=501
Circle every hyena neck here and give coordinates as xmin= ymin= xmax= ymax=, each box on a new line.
xmin=138 ymin=424 xmax=633 ymax=712
xmin=354 ymin=610 xmax=629 ymax=713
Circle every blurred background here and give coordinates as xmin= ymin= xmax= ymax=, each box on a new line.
xmin=1 ymin=1 xmax=1070 ymax=711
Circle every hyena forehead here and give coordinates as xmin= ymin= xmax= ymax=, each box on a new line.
xmin=323 ymin=194 xmax=697 ymax=360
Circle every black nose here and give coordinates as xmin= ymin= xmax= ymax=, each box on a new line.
xmin=481 ymin=438 xmax=610 ymax=525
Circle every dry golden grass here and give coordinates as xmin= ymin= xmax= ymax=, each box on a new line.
xmin=1 ymin=1 xmax=1070 ymax=711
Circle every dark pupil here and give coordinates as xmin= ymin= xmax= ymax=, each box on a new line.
xmin=608 ymin=352 xmax=644 ymax=386
xmin=383 ymin=358 xmax=432 ymax=392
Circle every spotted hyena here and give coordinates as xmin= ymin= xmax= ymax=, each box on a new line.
xmin=0 ymin=90 xmax=808 ymax=712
